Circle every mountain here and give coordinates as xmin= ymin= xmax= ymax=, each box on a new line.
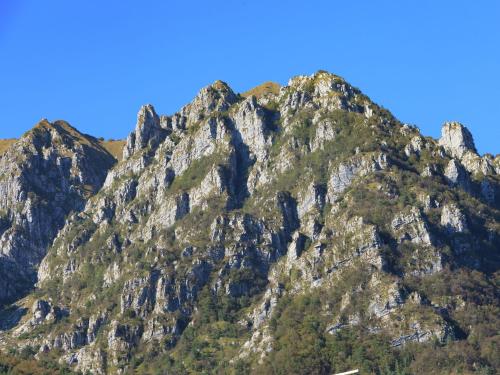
xmin=0 ymin=120 xmax=117 ymax=308
xmin=0 ymin=71 xmax=498 ymax=375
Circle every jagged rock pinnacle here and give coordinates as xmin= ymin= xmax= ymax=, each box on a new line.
xmin=123 ymin=104 xmax=167 ymax=160
xmin=439 ymin=121 xmax=477 ymax=159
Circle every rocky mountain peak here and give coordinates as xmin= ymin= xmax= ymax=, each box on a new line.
xmin=211 ymin=79 xmax=232 ymax=92
xmin=18 ymin=119 xmax=113 ymax=162
xmin=0 ymin=119 xmax=116 ymax=306
xmin=0 ymin=71 xmax=498 ymax=374
xmin=24 ymin=119 xmax=74 ymax=147
xmin=288 ymin=70 xmax=354 ymax=96
xmin=180 ymin=80 xmax=238 ymax=125
xmin=123 ymin=104 xmax=167 ymax=160
xmin=439 ymin=121 xmax=477 ymax=158
xmin=279 ymin=70 xmax=373 ymax=117
xmin=31 ymin=119 xmax=77 ymax=137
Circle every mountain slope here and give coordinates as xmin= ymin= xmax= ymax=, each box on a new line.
xmin=242 ymin=82 xmax=281 ymax=99
xmin=0 ymin=71 xmax=498 ymax=375
xmin=0 ymin=120 xmax=116 ymax=306
xmin=1 ymin=137 xmax=125 ymax=161
xmin=0 ymin=139 xmax=16 ymax=155
xmin=100 ymin=140 xmax=126 ymax=161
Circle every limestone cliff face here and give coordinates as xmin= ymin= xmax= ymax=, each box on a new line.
xmin=0 ymin=72 xmax=498 ymax=374
xmin=439 ymin=121 xmax=477 ymax=159
xmin=0 ymin=120 xmax=116 ymax=305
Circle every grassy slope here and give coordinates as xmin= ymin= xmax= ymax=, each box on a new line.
xmin=0 ymin=139 xmax=16 ymax=155
xmin=241 ymin=82 xmax=281 ymax=98
xmin=100 ymin=140 xmax=126 ymax=161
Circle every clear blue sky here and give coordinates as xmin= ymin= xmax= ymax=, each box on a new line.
xmin=1 ymin=0 xmax=499 ymax=154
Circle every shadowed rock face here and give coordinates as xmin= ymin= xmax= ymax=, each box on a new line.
xmin=0 ymin=72 xmax=499 ymax=374
xmin=0 ymin=120 xmax=116 ymax=305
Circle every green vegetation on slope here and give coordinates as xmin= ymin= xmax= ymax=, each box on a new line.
xmin=0 ymin=351 xmax=76 ymax=375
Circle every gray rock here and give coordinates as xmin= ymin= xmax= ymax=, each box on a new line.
xmin=123 ymin=104 xmax=168 ymax=160
xmin=297 ymin=182 xmax=326 ymax=218
xmin=444 ymin=159 xmax=471 ymax=191
xmin=391 ymin=207 xmax=433 ymax=245
xmin=107 ymin=321 xmax=143 ymax=367
xmin=327 ymin=153 xmax=389 ymax=202
xmin=181 ymin=80 xmax=238 ymax=126
xmin=390 ymin=321 xmax=453 ymax=347
xmin=404 ymin=135 xmax=425 ymax=157
xmin=120 ymin=275 xmax=156 ymax=317
xmin=481 ymin=179 xmax=496 ymax=204
xmin=439 ymin=122 xmax=476 ymax=159
xmin=368 ymin=282 xmax=404 ymax=318
xmin=71 ymin=345 xmax=107 ymax=375
xmin=232 ymin=96 xmax=272 ymax=163
xmin=311 ymin=117 xmax=337 ymax=151
xmin=441 ymin=204 xmax=468 ymax=234
xmin=0 ymin=120 xmax=115 ymax=305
